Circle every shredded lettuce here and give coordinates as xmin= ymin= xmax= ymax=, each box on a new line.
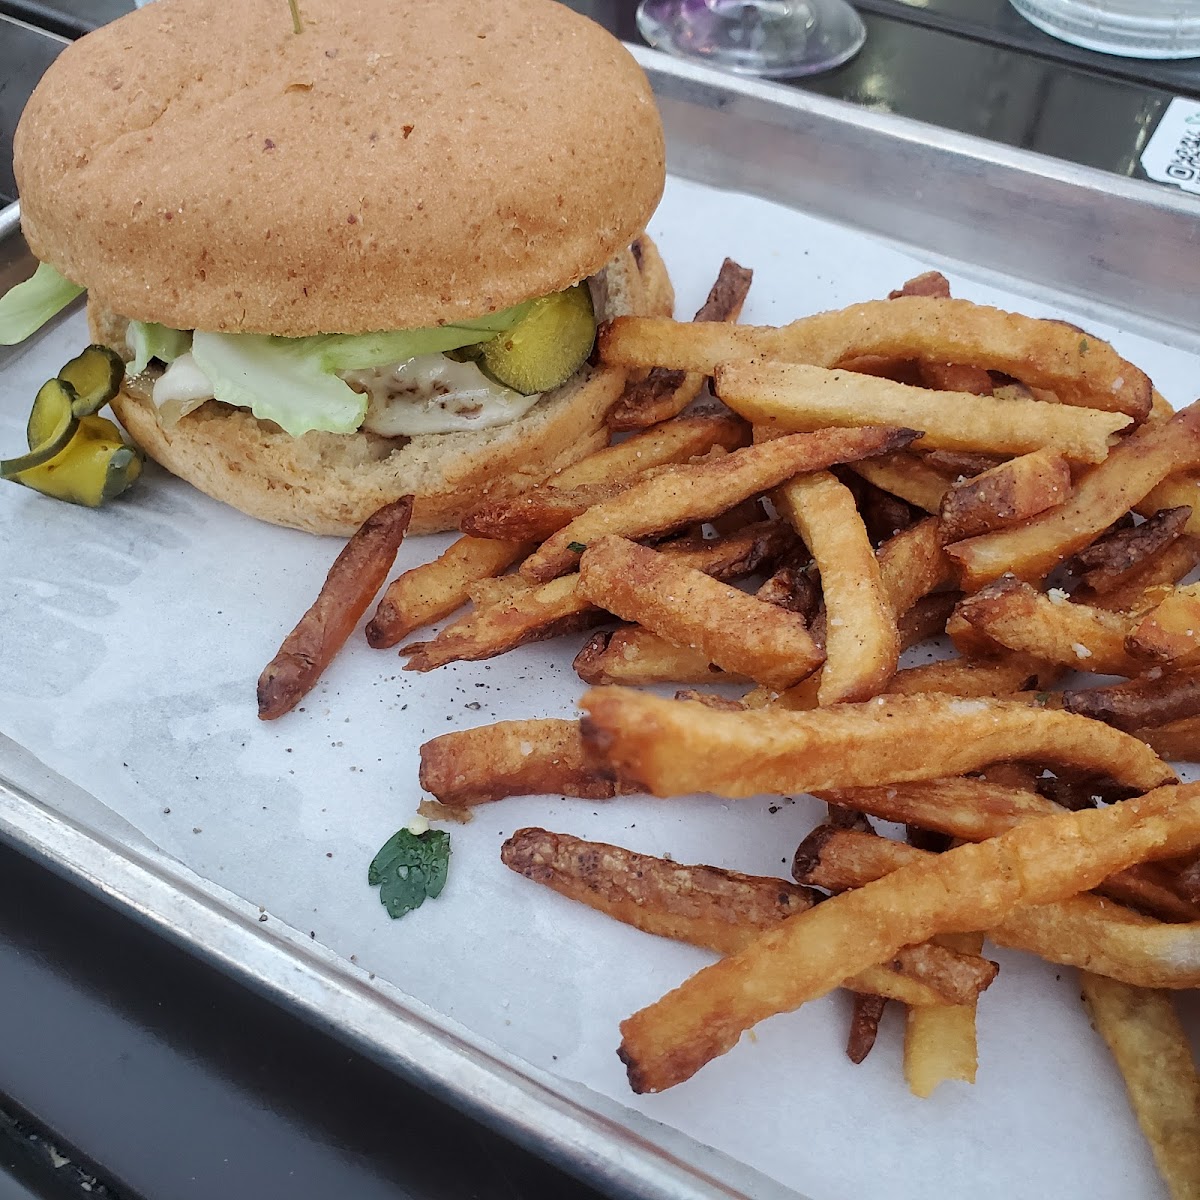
xmin=311 ymin=302 xmax=533 ymax=371
xmin=0 ymin=263 xmax=85 ymax=346
xmin=190 ymin=332 xmax=367 ymax=437
xmin=128 ymin=321 xmax=192 ymax=374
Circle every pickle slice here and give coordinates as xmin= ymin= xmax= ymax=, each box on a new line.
xmin=2 ymin=378 xmax=79 ymax=476
xmin=479 ymin=283 xmax=596 ymax=395
xmin=57 ymin=344 xmax=125 ymax=416
xmin=9 ymin=414 xmax=142 ymax=507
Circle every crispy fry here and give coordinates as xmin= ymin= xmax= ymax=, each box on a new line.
xmin=939 ymin=449 xmax=1072 ymax=542
xmin=1065 ymin=506 xmax=1192 ymax=595
xmin=884 ymin=653 xmax=1058 ymax=699
xmin=579 ymin=689 xmax=1175 ymax=797
xmin=402 ymin=574 xmax=602 ymax=671
xmin=405 ymin=520 xmax=793 ymax=671
xmin=714 ymin=362 xmax=1128 ymax=463
xmin=365 ymin=535 xmax=531 ymax=648
xmin=776 ymin=471 xmax=900 ymax=703
xmin=876 ymin=517 xmax=955 ymax=618
xmin=258 ymin=497 xmax=414 ymax=719
xmin=952 ymin=576 xmax=1141 ymax=676
xmin=578 ymin=538 xmax=823 ymax=691
xmin=1140 ymin=716 xmax=1200 ymax=762
xmin=500 ymin=828 xmax=996 ymax=1007
xmin=1128 ymin=584 xmax=1200 ymax=667
xmin=848 ymin=994 xmax=888 ymax=1065
xmin=608 ymin=259 xmax=754 ymax=431
xmin=1063 ymin=668 xmax=1200 ymax=733
xmin=574 ymin=627 xmax=743 ymax=686
xmin=816 ymin=778 xmax=1199 ymax=922
xmin=948 ymin=402 xmax=1200 ymax=588
xmin=923 ymin=449 xmax=1008 ymax=477
xmin=520 ymin=424 xmax=920 ymax=584
xmin=1080 ymin=974 xmax=1200 ymax=1200
xmin=600 ymin=297 xmax=1151 ymax=418
xmin=1087 ymin=536 xmax=1200 ymax=615
xmin=888 ymin=271 xmax=952 ymax=299
xmin=754 ymin=552 xmax=820 ymax=620
xmin=617 ymin=783 xmax=1200 ymax=1093
xmin=418 ymin=718 xmax=619 ymax=806
xmin=460 ymin=412 xmax=749 ymax=541
xmin=850 ymin=453 xmax=953 ymax=513
xmin=1139 ymin=472 xmax=1200 ymax=537
xmin=904 ymin=931 xmax=983 ymax=1096
xmin=792 ymin=827 xmax=1200 ymax=989
xmin=896 ymin=592 xmax=959 ymax=649
xmin=919 ymin=362 xmax=994 ymax=395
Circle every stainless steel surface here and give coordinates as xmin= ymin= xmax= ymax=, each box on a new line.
xmin=1 ymin=42 xmax=1198 ymax=1200
xmin=0 ymin=15 xmax=67 ymax=203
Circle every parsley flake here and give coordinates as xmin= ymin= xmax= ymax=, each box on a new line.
xmin=1079 ymin=337 xmax=1089 ymax=355
xmin=567 ymin=541 xmax=587 ymax=554
xmin=368 ymin=827 xmax=451 ymax=919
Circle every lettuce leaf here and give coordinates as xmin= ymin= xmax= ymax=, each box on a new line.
xmin=128 ymin=321 xmax=192 ymax=374
xmin=0 ymin=263 xmax=85 ymax=346
xmin=190 ymin=331 xmax=366 ymax=437
xmin=311 ymin=302 xmax=533 ymax=371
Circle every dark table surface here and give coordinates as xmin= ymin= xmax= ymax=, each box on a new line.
xmin=0 ymin=3 xmax=1196 ymax=1199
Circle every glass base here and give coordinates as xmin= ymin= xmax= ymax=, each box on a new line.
xmin=636 ymin=0 xmax=866 ymax=78
xmin=1009 ymin=0 xmax=1200 ymax=59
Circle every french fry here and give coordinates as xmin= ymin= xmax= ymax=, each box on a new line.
xmin=952 ymin=576 xmax=1141 ymax=676
xmin=617 ymin=783 xmax=1200 ymax=1093
xmin=848 ymin=994 xmax=888 ymax=1065
xmin=938 ymin=449 xmax=1072 ymax=542
xmin=1063 ymin=667 xmax=1200 ymax=733
xmin=258 ymin=497 xmax=414 ymax=719
xmin=574 ymin=626 xmax=744 ymax=686
xmin=754 ymin=552 xmax=821 ymax=620
xmin=577 ymin=538 xmax=823 ymax=691
xmin=579 ymin=689 xmax=1175 ymax=798
xmin=1080 ymin=974 xmax=1200 ymax=1200
xmin=607 ymin=258 xmax=754 ymax=431
xmin=776 ymin=471 xmax=900 ymax=703
xmin=500 ymin=828 xmax=996 ymax=1007
xmin=884 ymin=653 xmax=1059 ymax=699
xmin=895 ymin=592 xmax=959 ymax=649
xmin=791 ymin=827 xmax=1200 ymax=989
xmin=405 ymin=520 xmax=794 ymax=671
xmin=919 ymin=363 xmax=994 ymax=395
xmin=923 ymin=449 xmax=1008 ymax=477
xmin=418 ymin=718 xmax=620 ymax=806
xmin=1064 ymin=506 xmax=1192 ymax=596
xmin=948 ymin=402 xmax=1200 ymax=588
xmin=903 ymin=931 xmax=984 ymax=1097
xmin=714 ymin=362 xmax=1128 ymax=464
xmin=1140 ymin=715 xmax=1200 ymax=762
xmin=1128 ymin=583 xmax=1200 ymax=667
xmin=365 ymin=535 xmax=531 ymax=648
xmin=850 ymin=453 xmax=953 ymax=513
xmin=600 ymin=297 xmax=1152 ymax=419
xmin=876 ymin=517 xmax=955 ymax=618
xmin=520 ymin=424 xmax=920 ymax=584
xmin=816 ymin=778 xmax=1200 ymax=922
xmin=1139 ymin=471 xmax=1200 ymax=537
xmin=1086 ymin=536 xmax=1200 ymax=616
xmin=402 ymin=574 xmax=602 ymax=671
xmin=460 ymin=411 xmax=749 ymax=541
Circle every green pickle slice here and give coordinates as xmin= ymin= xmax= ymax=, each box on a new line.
xmin=3 ymin=378 xmax=79 ymax=475
xmin=480 ymin=283 xmax=596 ymax=395
xmin=57 ymin=344 xmax=125 ymax=416
xmin=10 ymin=414 xmax=142 ymax=507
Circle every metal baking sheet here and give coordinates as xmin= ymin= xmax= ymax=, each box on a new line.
xmin=2 ymin=46 xmax=1198 ymax=1200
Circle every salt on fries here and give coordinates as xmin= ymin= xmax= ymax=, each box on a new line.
xmin=256 ymin=275 xmax=1200 ymax=1196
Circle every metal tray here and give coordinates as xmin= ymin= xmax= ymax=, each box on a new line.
xmin=1 ymin=45 xmax=1198 ymax=1200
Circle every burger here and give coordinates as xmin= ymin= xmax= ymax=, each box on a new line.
xmin=10 ymin=0 xmax=671 ymax=534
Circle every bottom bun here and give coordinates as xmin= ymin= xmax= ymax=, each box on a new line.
xmin=101 ymin=237 xmax=673 ymax=536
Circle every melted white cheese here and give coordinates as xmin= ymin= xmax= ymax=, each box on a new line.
xmin=150 ymin=350 xmax=541 ymax=437
xmin=342 ymin=355 xmax=541 ymax=437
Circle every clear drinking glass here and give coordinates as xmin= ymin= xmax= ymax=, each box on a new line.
xmin=1009 ymin=0 xmax=1200 ymax=58
xmin=636 ymin=0 xmax=866 ymax=78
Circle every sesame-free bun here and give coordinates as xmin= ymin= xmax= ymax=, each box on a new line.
xmin=15 ymin=0 xmax=666 ymax=336
xmin=97 ymin=242 xmax=674 ymax=536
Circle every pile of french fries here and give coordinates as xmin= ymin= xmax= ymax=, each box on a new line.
xmin=261 ymin=264 xmax=1200 ymax=1197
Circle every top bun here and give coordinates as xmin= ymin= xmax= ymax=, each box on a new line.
xmin=14 ymin=0 xmax=665 ymax=336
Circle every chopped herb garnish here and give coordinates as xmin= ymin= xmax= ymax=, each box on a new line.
xmin=368 ymin=827 xmax=451 ymax=919
xmin=567 ymin=541 xmax=587 ymax=554
xmin=287 ymin=0 xmax=303 ymax=33
xmin=1035 ymin=691 xmax=1052 ymax=706
xmin=1079 ymin=337 xmax=1089 ymax=355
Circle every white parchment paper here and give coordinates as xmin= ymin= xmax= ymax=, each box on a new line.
xmin=2 ymin=176 xmax=1198 ymax=1200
